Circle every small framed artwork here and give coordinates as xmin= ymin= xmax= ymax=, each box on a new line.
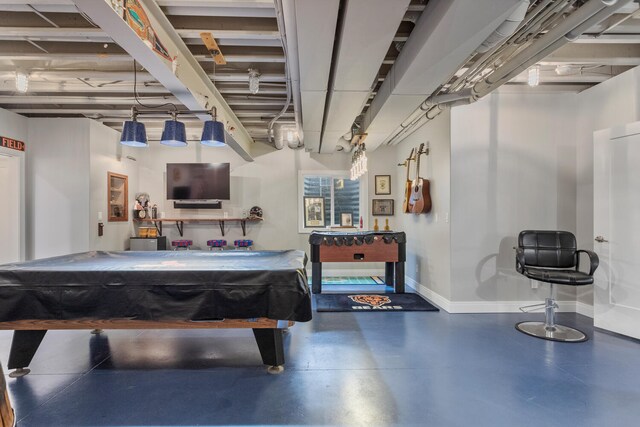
xmin=375 ymin=175 xmax=391 ymax=195
xmin=372 ymin=199 xmax=394 ymax=216
xmin=340 ymin=212 xmax=353 ymax=227
xmin=304 ymin=196 xmax=325 ymax=228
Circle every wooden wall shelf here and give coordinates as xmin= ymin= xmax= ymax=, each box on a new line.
xmin=135 ymin=217 xmax=263 ymax=237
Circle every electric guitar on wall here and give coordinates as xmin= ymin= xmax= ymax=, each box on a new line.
xmin=400 ymin=148 xmax=416 ymax=213
xmin=409 ymin=143 xmax=432 ymax=214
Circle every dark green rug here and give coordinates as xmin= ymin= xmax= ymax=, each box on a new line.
xmin=315 ymin=293 xmax=439 ymax=312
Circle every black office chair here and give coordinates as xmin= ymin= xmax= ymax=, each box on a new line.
xmin=515 ymin=230 xmax=599 ymax=342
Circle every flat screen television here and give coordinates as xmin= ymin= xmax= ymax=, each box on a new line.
xmin=166 ymin=163 xmax=230 ymax=200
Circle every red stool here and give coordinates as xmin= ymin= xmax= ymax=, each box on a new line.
xmin=172 ymin=239 xmax=193 ymax=250
xmin=234 ymin=239 xmax=253 ymax=250
xmin=207 ymin=239 xmax=227 ymax=251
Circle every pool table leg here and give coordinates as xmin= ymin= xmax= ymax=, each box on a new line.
xmin=7 ymin=330 xmax=48 ymax=377
xmin=252 ymin=328 xmax=285 ymax=374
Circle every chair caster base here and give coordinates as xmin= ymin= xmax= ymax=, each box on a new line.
xmin=516 ymin=321 xmax=588 ymax=342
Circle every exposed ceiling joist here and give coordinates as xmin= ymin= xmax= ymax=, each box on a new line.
xmin=540 ymin=43 xmax=640 ymax=66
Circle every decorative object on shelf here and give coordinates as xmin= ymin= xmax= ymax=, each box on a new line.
xmin=375 ymin=175 xmax=391 ymax=195
xmin=409 ymin=142 xmax=432 ymax=214
xmin=384 ymin=219 xmax=390 ymax=231
xmin=373 ymin=199 xmax=394 ymax=216
xmin=304 ymin=197 xmax=325 ymax=228
xmin=249 ymin=206 xmax=263 ymax=219
xmin=340 ymin=212 xmax=353 ymax=227
xmin=108 ymin=172 xmax=128 ymax=222
xmin=399 ymin=148 xmax=416 ymax=213
xmin=151 ymin=204 xmax=158 ymax=219
xmin=373 ymin=218 xmax=379 ymax=231
xmin=134 ymin=192 xmax=150 ymax=219
xmin=359 ymin=216 xmax=363 ymax=229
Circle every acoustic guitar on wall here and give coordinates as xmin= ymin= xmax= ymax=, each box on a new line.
xmin=400 ymin=148 xmax=416 ymax=213
xmin=409 ymin=143 xmax=432 ymax=214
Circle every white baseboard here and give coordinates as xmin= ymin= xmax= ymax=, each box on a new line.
xmin=406 ymin=276 xmax=594 ymax=316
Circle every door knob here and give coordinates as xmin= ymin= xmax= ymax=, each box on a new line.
xmin=595 ymin=236 xmax=609 ymax=243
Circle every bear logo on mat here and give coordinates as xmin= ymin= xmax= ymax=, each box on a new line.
xmin=348 ymin=294 xmax=392 ymax=308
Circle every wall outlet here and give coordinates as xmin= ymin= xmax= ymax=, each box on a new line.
xmin=434 ymin=213 xmax=439 ymax=222
xmin=531 ymin=280 xmax=538 ymax=289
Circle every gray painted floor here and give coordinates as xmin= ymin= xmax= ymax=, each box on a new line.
xmin=1 ymin=300 xmax=639 ymax=426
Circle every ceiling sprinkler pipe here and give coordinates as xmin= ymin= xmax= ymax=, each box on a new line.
xmin=476 ymin=0 xmax=530 ymax=53
xmin=471 ymin=0 xmax=616 ymax=99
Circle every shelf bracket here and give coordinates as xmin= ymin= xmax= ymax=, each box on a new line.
xmin=154 ymin=221 xmax=163 ymax=236
xmin=219 ymin=221 xmax=225 ymax=236
xmin=176 ymin=221 xmax=184 ymax=237
xmin=241 ymin=220 xmax=247 ymax=236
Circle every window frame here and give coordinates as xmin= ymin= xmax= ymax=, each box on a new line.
xmin=298 ymin=170 xmax=368 ymax=233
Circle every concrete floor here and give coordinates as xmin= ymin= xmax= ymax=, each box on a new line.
xmin=1 ymin=300 xmax=639 ymax=426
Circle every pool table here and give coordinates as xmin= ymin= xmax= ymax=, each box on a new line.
xmin=0 ymin=250 xmax=311 ymax=375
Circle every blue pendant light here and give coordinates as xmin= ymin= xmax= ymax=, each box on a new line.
xmin=200 ymin=107 xmax=226 ymax=147
xmin=160 ymin=113 xmax=187 ymax=147
xmin=120 ymin=108 xmax=147 ymax=147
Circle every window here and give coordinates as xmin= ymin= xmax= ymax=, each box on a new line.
xmin=298 ymin=171 xmax=367 ymax=232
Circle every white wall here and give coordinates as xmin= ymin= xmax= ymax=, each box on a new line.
xmin=89 ymin=120 xmax=139 ymax=251
xmin=27 ymin=118 xmax=91 ymax=259
xmin=368 ymin=110 xmax=452 ymax=299
xmin=137 ymin=140 xmax=356 ymax=261
xmin=0 ymin=108 xmax=28 ymax=262
xmin=450 ymin=93 xmax=577 ymax=307
xmin=575 ymin=66 xmax=640 ymax=306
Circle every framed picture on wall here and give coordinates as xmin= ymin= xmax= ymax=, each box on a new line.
xmin=375 ymin=175 xmax=391 ymax=195
xmin=340 ymin=212 xmax=353 ymax=227
xmin=304 ymin=197 xmax=325 ymax=228
xmin=372 ymin=199 xmax=394 ymax=216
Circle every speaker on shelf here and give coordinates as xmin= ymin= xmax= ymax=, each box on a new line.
xmin=173 ymin=201 xmax=222 ymax=209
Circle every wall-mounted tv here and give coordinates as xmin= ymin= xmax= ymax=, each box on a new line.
xmin=166 ymin=163 xmax=230 ymax=200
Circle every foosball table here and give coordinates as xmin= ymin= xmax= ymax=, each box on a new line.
xmin=308 ymin=231 xmax=406 ymax=294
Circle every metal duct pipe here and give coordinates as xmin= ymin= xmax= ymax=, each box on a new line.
xmin=269 ymin=0 xmax=294 ymax=144
xmin=281 ymin=0 xmax=304 ymax=145
xmin=472 ymin=0 xmax=625 ymax=99
xmin=476 ymin=0 xmax=530 ymax=53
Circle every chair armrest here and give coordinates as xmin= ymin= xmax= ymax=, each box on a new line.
xmin=515 ymin=247 xmax=526 ymax=274
xmin=576 ymin=249 xmax=599 ymax=276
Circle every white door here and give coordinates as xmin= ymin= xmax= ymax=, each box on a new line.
xmin=0 ymin=154 xmax=21 ymax=264
xmin=593 ymin=121 xmax=640 ymax=340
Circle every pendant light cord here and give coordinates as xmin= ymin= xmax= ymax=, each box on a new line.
xmin=132 ymin=60 xmax=178 ymax=113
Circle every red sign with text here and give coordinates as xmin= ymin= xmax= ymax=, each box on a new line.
xmin=1 ymin=136 xmax=25 ymax=152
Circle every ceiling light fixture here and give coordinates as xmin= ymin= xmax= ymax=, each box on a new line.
xmin=350 ymin=141 xmax=368 ymax=181
xmin=248 ymin=68 xmax=260 ymax=94
xmin=120 ymin=107 xmax=148 ymax=147
xmin=200 ymin=107 xmax=226 ymax=147
xmin=15 ymin=72 xmax=28 ymax=93
xmin=160 ymin=112 xmax=187 ymax=147
xmin=527 ymin=65 xmax=540 ymax=87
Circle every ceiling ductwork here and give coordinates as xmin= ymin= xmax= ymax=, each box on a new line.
xmin=288 ymin=0 xmax=340 ymax=152
xmin=362 ymin=0 xmax=527 ymax=151
xmin=318 ymin=0 xmax=411 ymax=154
